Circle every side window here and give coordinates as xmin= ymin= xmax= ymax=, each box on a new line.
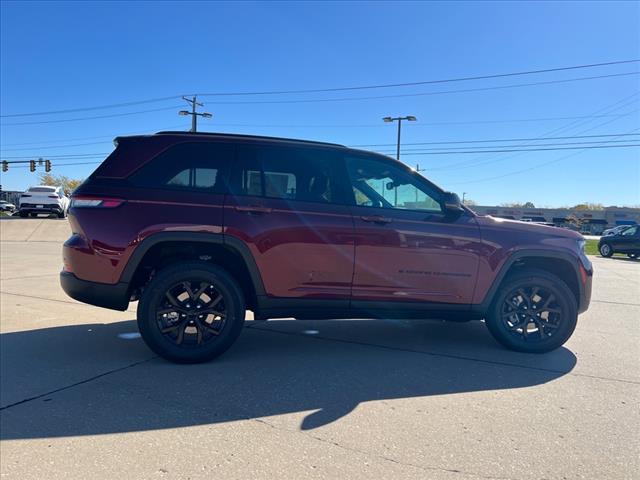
xmin=622 ymin=226 xmax=637 ymax=236
xmin=230 ymin=144 xmax=347 ymax=204
xmin=345 ymin=155 xmax=442 ymax=213
xmin=129 ymin=142 xmax=232 ymax=192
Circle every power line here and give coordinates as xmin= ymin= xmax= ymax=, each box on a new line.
xmin=1 ymin=113 xmax=635 ymax=150
xmin=195 ymin=72 xmax=639 ymax=105
xmin=351 ymin=132 xmax=640 ymax=148
xmin=197 ymin=60 xmax=640 ymax=96
xmin=0 ymin=96 xmax=183 ymax=118
xmin=388 ymin=144 xmax=640 ymax=155
xmin=1 ymin=59 xmax=636 ymax=118
xmin=0 ymin=124 xmax=187 ymax=147
xmin=0 ymin=105 xmax=183 ymax=126
xmin=443 ymin=129 xmax=640 ymax=185
xmin=1 ymin=153 xmax=108 ymax=160
xmin=374 ymin=139 xmax=640 ymax=154
xmin=426 ymin=94 xmax=639 ymax=171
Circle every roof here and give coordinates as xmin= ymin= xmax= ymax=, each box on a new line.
xmin=151 ymin=131 xmax=346 ymax=148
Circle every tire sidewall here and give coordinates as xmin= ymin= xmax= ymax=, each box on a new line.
xmin=486 ymin=270 xmax=578 ymax=353
xmin=137 ymin=262 xmax=245 ymax=363
xmin=599 ymin=243 xmax=613 ymax=257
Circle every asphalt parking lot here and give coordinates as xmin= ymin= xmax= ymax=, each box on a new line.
xmin=0 ymin=221 xmax=638 ymax=479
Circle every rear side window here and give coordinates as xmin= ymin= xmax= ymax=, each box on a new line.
xmin=230 ymin=144 xmax=348 ymax=204
xmin=129 ymin=142 xmax=233 ymax=192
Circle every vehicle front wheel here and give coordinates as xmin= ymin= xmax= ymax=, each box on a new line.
xmin=137 ymin=262 xmax=245 ymax=363
xmin=599 ymin=243 xmax=613 ymax=257
xmin=485 ymin=269 xmax=578 ymax=353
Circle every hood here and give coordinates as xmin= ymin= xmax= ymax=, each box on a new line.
xmin=475 ymin=215 xmax=583 ymax=240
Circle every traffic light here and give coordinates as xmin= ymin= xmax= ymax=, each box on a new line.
xmin=1 ymin=161 xmax=7 ymax=172
xmin=29 ymin=160 xmax=36 ymax=172
xmin=45 ymin=159 xmax=51 ymax=172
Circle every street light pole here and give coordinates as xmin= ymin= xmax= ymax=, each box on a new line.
xmin=179 ymin=96 xmax=212 ymax=132
xmin=383 ymin=115 xmax=417 ymax=205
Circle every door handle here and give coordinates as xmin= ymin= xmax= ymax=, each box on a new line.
xmin=235 ymin=205 xmax=272 ymax=214
xmin=361 ymin=215 xmax=392 ymax=224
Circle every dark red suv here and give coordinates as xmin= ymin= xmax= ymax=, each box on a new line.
xmin=61 ymin=131 xmax=593 ymax=363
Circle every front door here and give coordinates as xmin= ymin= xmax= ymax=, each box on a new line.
xmin=344 ymin=153 xmax=482 ymax=307
xmin=612 ymin=225 xmax=640 ymax=253
xmin=224 ymin=142 xmax=355 ymax=304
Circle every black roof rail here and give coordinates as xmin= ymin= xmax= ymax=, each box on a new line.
xmin=154 ymin=131 xmax=345 ymax=148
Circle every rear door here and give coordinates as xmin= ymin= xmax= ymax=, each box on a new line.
xmin=224 ymin=143 xmax=355 ymax=303
xmin=344 ymin=152 xmax=482 ymax=307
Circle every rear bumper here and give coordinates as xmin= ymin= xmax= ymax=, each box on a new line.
xmin=20 ymin=204 xmax=63 ymax=214
xmin=60 ymin=271 xmax=130 ymax=311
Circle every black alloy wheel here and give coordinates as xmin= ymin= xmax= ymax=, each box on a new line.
xmin=137 ymin=262 xmax=245 ymax=363
xmin=486 ymin=269 xmax=578 ymax=353
xmin=156 ymin=280 xmax=227 ymax=347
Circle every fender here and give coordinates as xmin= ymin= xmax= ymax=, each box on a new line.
xmin=119 ymin=231 xmax=266 ymax=297
xmin=472 ymin=248 xmax=590 ymax=315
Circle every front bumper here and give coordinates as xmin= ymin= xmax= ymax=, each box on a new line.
xmin=60 ymin=271 xmax=130 ymax=311
xmin=578 ymin=262 xmax=593 ymax=314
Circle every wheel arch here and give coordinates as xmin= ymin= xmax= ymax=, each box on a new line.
xmin=121 ymin=232 xmax=265 ymax=309
xmin=476 ymin=250 xmax=583 ymax=315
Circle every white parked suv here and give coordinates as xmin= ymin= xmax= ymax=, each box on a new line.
xmin=18 ymin=186 xmax=70 ymax=218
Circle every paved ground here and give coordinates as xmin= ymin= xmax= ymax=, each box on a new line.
xmin=0 ymin=233 xmax=639 ymax=479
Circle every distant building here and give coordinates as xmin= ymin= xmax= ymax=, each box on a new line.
xmin=471 ymin=205 xmax=640 ymax=235
xmin=0 ymin=190 xmax=22 ymax=206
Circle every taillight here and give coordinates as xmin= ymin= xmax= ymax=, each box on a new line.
xmin=48 ymin=195 xmax=58 ymax=198
xmin=71 ymin=196 xmax=124 ymax=208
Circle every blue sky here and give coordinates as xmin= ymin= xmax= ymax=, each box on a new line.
xmin=1 ymin=0 xmax=639 ymax=207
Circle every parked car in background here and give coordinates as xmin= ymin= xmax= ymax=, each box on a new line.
xmin=602 ymin=224 xmax=633 ymax=237
xmin=598 ymin=225 xmax=640 ymax=259
xmin=19 ymin=185 xmax=70 ymax=218
xmin=61 ymin=131 xmax=593 ymax=363
xmin=0 ymin=200 xmax=16 ymax=212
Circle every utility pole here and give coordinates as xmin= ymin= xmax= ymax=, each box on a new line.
xmin=462 ymin=192 xmax=467 ymax=204
xmin=179 ymin=96 xmax=212 ymax=133
xmin=383 ymin=115 xmax=417 ymax=205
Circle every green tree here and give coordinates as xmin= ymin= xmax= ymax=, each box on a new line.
xmin=38 ymin=173 xmax=83 ymax=196
xmin=573 ymin=203 xmax=604 ymax=211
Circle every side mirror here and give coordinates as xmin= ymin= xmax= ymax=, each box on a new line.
xmin=442 ymin=192 xmax=463 ymax=213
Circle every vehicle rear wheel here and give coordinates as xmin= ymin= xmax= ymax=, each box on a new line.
xmin=485 ymin=269 xmax=577 ymax=353
xmin=599 ymin=243 xmax=613 ymax=257
xmin=137 ymin=261 xmax=245 ymax=363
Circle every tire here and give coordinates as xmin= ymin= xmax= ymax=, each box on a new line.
xmin=599 ymin=243 xmax=613 ymax=258
xmin=19 ymin=211 xmax=28 ymax=218
xmin=137 ymin=261 xmax=245 ymax=363
xmin=485 ymin=269 xmax=578 ymax=353
xmin=58 ymin=209 xmax=66 ymax=218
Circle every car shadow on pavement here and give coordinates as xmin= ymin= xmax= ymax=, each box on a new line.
xmin=0 ymin=318 xmax=576 ymax=439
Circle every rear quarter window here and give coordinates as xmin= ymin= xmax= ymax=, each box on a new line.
xmin=128 ymin=142 xmax=233 ymax=193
